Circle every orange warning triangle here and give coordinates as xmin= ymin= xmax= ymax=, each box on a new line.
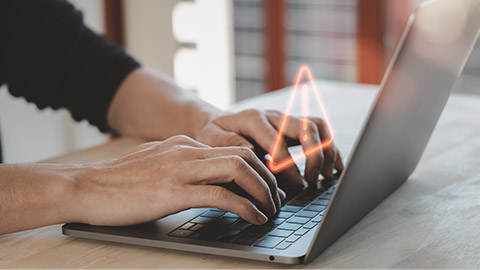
xmin=267 ymin=64 xmax=335 ymax=173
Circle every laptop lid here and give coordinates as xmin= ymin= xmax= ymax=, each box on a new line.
xmin=305 ymin=0 xmax=480 ymax=263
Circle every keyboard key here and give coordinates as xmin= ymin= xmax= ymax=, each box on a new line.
xmin=179 ymin=222 xmax=195 ymax=230
xmin=268 ymin=229 xmax=293 ymax=238
xmin=219 ymin=217 xmax=238 ymax=225
xmin=281 ymin=205 xmax=302 ymax=213
xmin=301 ymin=189 xmax=324 ymax=201
xmin=168 ymin=229 xmax=194 ymax=238
xmin=223 ymin=212 xmax=240 ymax=218
xmin=272 ymin=217 xmax=286 ymax=225
xmin=191 ymin=216 xmax=214 ymax=224
xmin=277 ymin=223 xmax=302 ymax=231
xmin=286 ymin=217 xmax=310 ymax=225
xmin=200 ymin=210 xmax=224 ymax=218
xmin=277 ymin=211 xmax=294 ymax=219
xmin=294 ymin=228 xmax=309 ymax=236
xmin=232 ymin=236 xmax=260 ymax=246
xmin=288 ymin=199 xmax=309 ymax=207
xmin=254 ymin=236 xmax=284 ymax=248
xmin=230 ymin=220 xmax=251 ymax=231
xmin=283 ymin=188 xmax=304 ymax=201
xmin=285 ymin=235 xmax=300 ymax=243
xmin=188 ymin=220 xmax=232 ymax=240
xmin=311 ymin=215 xmax=323 ymax=223
xmin=262 ymin=221 xmax=277 ymax=230
xmin=214 ymin=229 xmax=242 ymax=243
xmin=304 ymin=205 xmax=327 ymax=212
xmin=245 ymin=225 xmax=271 ymax=236
xmin=303 ymin=222 xmax=318 ymax=229
xmin=232 ymin=233 xmax=263 ymax=246
xmin=275 ymin=241 xmax=292 ymax=250
xmin=295 ymin=211 xmax=317 ymax=218
xmin=211 ymin=208 xmax=226 ymax=212
xmin=311 ymin=199 xmax=329 ymax=206
xmin=189 ymin=223 xmax=204 ymax=231
xmin=322 ymin=194 xmax=332 ymax=200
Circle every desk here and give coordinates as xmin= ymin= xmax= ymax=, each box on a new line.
xmin=2 ymin=80 xmax=480 ymax=268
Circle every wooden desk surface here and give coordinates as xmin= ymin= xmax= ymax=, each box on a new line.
xmin=2 ymin=81 xmax=480 ymax=268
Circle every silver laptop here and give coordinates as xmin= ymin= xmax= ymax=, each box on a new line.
xmin=63 ymin=0 xmax=480 ymax=264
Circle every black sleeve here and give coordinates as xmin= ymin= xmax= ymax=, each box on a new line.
xmin=0 ymin=0 xmax=141 ymax=132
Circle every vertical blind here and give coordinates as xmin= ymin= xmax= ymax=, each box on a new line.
xmin=233 ymin=0 xmax=480 ymax=100
xmin=233 ymin=0 xmax=358 ymax=101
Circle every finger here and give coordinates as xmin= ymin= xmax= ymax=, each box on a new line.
xmin=236 ymin=111 xmax=305 ymax=187
xmin=266 ymin=113 xmax=325 ymax=187
xmin=213 ymin=109 xmax=304 ymax=187
xmin=214 ymin=130 xmax=255 ymax=150
xmin=335 ymin=150 xmax=344 ymax=173
xmin=278 ymin=188 xmax=286 ymax=202
xmin=182 ymin=156 xmax=277 ymax=217
xmin=185 ymin=185 xmax=268 ymax=225
xmin=310 ymin=118 xmax=337 ymax=179
xmin=194 ymin=146 xmax=281 ymax=211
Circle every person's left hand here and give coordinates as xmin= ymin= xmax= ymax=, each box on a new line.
xmin=194 ymin=109 xmax=344 ymax=188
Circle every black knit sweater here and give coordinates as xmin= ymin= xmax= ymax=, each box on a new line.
xmin=0 ymin=0 xmax=141 ymax=162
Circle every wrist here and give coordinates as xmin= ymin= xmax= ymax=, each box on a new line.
xmin=64 ymin=163 xmax=103 ymax=225
xmin=187 ymin=101 xmax=224 ymax=139
xmin=43 ymin=164 xmax=93 ymax=225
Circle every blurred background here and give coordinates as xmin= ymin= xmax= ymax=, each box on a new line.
xmin=1 ymin=0 xmax=479 ymax=163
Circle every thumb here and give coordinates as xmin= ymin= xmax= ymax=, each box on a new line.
xmin=218 ymin=131 xmax=255 ymax=150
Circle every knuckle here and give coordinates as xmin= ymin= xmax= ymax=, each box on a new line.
xmin=318 ymin=118 xmax=327 ymax=126
xmin=209 ymin=186 xmax=226 ymax=203
xmin=242 ymin=109 xmax=262 ymax=119
xmin=266 ymin=109 xmax=282 ymax=116
xmin=238 ymin=198 xmax=252 ymax=213
xmin=316 ymin=118 xmax=328 ymax=129
xmin=261 ymin=182 xmax=272 ymax=199
xmin=306 ymin=120 xmax=319 ymax=132
xmin=237 ymin=147 xmax=256 ymax=160
xmin=228 ymin=156 xmax=247 ymax=170
xmin=170 ymin=135 xmax=194 ymax=144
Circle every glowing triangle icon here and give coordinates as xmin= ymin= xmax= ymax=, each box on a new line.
xmin=268 ymin=64 xmax=335 ymax=173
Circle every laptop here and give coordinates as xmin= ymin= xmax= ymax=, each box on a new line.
xmin=63 ymin=0 xmax=480 ymax=264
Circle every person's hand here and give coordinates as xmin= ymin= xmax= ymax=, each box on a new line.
xmin=73 ymin=135 xmax=285 ymax=227
xmin=194 ymin=109 xmax=344 ymax=187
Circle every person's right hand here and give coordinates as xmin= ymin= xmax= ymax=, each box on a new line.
xmin=72 ymin=135 xmax=285 ymax=227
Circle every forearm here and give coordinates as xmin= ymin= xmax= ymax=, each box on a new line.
xmin=107 ymin=68 xmax=223 ymax=140
xmin=0 ymin=164 xmax=81 ymax=234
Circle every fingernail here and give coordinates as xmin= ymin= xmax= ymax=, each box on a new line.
xmin=301 ymin=180 xmax=308 ymax=188
xmin=256 ymin=211 xmax=268 ymax=224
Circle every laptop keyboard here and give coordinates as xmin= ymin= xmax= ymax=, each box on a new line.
xmin=168 ymin=179 xmax=336 ymax=251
